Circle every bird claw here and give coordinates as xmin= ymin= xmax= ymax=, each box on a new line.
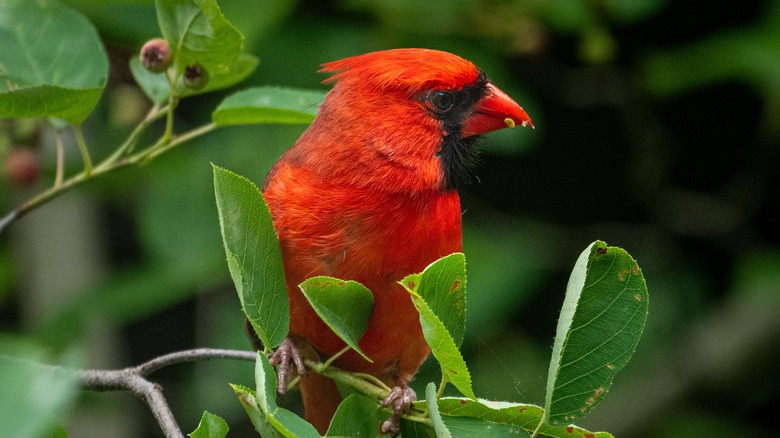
xmin=380 ymin=385 xmax=416 ymax=435
xmin=268 ymin=337 xmax=307 ymax=394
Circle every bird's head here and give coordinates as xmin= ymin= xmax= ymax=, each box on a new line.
xmin=305 ymin=48 xmax=533 ymax=191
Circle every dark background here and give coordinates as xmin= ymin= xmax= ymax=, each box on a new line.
xmin=2 ymin=0 xmax=779 ymax=436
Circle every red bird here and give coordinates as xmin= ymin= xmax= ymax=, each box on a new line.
xmin=261 ymin=48 xmax=532 ymax=434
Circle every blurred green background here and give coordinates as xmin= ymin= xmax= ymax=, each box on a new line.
xmin=2 ymin=0 xmax=780 ymax=436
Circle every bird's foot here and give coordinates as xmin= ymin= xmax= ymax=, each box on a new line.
xmin=380 ymin=384 xmax=417 ymax=436
xmin=268 ymin=337 xmax=307 ymax=395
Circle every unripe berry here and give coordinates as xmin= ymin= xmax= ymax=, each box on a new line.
xmin=140 ymin=38 xmax=171 ymax=73
xmin=183 ymin=63 xmax=209 ymax=90
xmin=3 ymin=148 xmax=40 ymax=188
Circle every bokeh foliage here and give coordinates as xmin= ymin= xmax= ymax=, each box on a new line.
xmin=2 ymin=0 xmax=779 ymax=436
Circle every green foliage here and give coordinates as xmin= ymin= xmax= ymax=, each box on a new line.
xmin=401 ymin=255 xmax=475 ymax=400
xmin=50 ymin=423 xmax=69 ymax=438
xmin=440 ymin=416 xmax=530 ymax=437
xmin=155 ymin=0 xmax=243 ymax=76
xmin=641 ymin=9 xmax=780 ymax=97
xmin=130 ymin=0 xmax=258 ymax=103
xmin=424 ymin=382 xmax=452 ymax=438
xmin=213 ymin=164 xmax=288 ymax=350
xmin=214 ymin=165 xmax=646 ymax=436
xmin=325 ymin=394 xmax=383 ymax=437
xmin=401 ymin=253 xmax=467 ymax=347
xmin=0 ymin=0 xmax=108 ymax=124
xmin=188 ymin=411 xmax=229 ymax=438
xmin=130 ymin=53 xmax=259 ymax=104
xmin=252 ymin=352 xmax=320 ymax=438
xmin=232 ymin=355 xmax=323 ymax=438
xmin=299 ymin=277 xmax=374 ymax=362
xmin=0 ymin=341 xmax=78 ymax=438
xmin=543 ymin=241 xmax=649 ymax=425
xmin=231 ymin=384 xmax=277 ymax=436
xmin=428 ymin=398 xmax=613 ymax=438
xmin=212 ymin=87 xmax=327 ymax=126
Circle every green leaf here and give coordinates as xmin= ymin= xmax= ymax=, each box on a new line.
xmin=299 ymin=277 xmax=374 ymax=362
xmin=213 ymin=165 xmax=289 ymax=350
xmin=325 ymin=394 xmax=382 ymax=438
xmin=441 ymin=416 xmax=530 ymax=437
xmin=421 ymin=389 xmax=536 ymax=438
xmin=212 ymin=86 xmax=326 ymax=126
xmin=129 ymin=56 xmax=170 ymax=104
xmin=130 ymin=53 xmax=258 ymax=104
xmin=0 ymin=0 xmax=108 ymax=124
xmin=399 ymin=420 xmax=436 ymax=438
xmin=415 ymin=295 xmax=473 ymax=399
xmin=425 ymin=398 xmax=613 ymax=438
xmin=401 ymin=256 xmax=474 ymax=399
xmin=0 ymin=342 xmax=79 ymax=438
xmin=254 ymin=353 xmax=320 ymax=438
xmin=184 ymin=53 xmax=257 ymax=95
xmin=425 ymin=382 xmax=451 ymax=438
xmin=401 ymin=253 xmax=467 ymax=347
xmin=640 ymin=18 xmax=780 ymax=98
xmin=50 ymin=423 xmax=69 ymax=438
xmin=155 ymin=0 xmax=243 ymax=75
xmin=188 ymin=411 xmax=229 ymax=438
xmin=231 ymin=384 xmax=281 ymax=437
xmin=543 ymin=241 xmax=649 ymax=425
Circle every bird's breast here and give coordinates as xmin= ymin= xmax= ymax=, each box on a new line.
xmin=266 ymin=174 xmax=463 ymax=372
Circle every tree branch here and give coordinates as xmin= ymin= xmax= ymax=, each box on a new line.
xmin=130 ymin=348 xmax=256 ymax=376
xmin=15 ymin=347 xmax=426 ymax=436
xmin=73 ymin=348 xmax=256 ymax=438
xmin=78 ymin=367 xmax=182 ymax=437
xmin=0 ymin=106 xmax=216 ymax=236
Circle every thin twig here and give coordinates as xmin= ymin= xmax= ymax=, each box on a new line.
xmin=351 ymin=372 xmax=393 ymax=393
xmin=0 ymin=211 xmax=17 ymax=233
xmin=74 ymin=348 xmax=257 ymax=438
xmin=162 ymin=70 xmax=177 ymax=144
xmin=0 ymin=116 xmax=217 ymax=235
xmin=144 ymin=122 xmax=217 ymax=161
xmin=436 ymin=374 xmax=450 ymax=399
xmin=286 ymin=345 xmax=351 ymax=392
xmin=98 ymin=103 xmax=167 ymax=166
xmin=54 ymin=130 xmax=64 ymax=187
xmin=133 ymin=348 xmax=257 ymax=376
xmin=5 ymin=346 xmax=432 ymax=436
xmin=77 ymin=367 xmax=183 ymax=438
xmin=304 ymin=358 xmax=432 ymax=426
xmin=73 ymin=125 xmax=92 ymax=178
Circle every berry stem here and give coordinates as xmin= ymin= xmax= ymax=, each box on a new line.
xmin=73 ymin=125 xmax=92 ymax=178
xmin=54 ymin=130 xmax=64 ymax=187
xmin=144 ymin=122 xmax=216 ymax=162
xmin=0 ymin=115 xmax=217 ymax=234
xmin=436 ymin=375 xmax=448 ymax=399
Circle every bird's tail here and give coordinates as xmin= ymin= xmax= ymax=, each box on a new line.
xmin=300 ymin=371 xmax=342 ymax=434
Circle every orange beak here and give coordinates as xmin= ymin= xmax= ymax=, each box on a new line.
xmin=462 ymin=83 xmax=533 ymax=137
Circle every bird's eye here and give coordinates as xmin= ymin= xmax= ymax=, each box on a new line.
xmin=429 ymin=90 xmax=455 ymax=113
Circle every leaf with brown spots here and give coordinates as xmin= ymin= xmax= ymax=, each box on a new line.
xmin=400 ymin=253 xmax=467 ymax=347
xmin=406 ymin=397 xmax=614 ymax=438
xmin=401 ymin=253 xmax=474 ymax=399
xmin=541 ymin=241 xmax=649 ymax=426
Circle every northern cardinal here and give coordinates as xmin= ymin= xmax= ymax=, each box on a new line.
xmin=259 ymin=48 xmax=532 ymax=434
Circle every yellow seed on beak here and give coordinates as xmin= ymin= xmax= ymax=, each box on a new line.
xmin=504 ymin=118 xmax=516 ymax=129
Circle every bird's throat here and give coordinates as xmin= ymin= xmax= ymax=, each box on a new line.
xmin=438 ymin=133 xmax=480 ymax=191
